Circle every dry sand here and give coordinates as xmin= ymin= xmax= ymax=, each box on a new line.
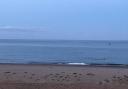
xmin=0 ymin=64 xmax=128 ymax=89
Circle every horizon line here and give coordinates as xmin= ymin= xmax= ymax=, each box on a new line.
xmin=0 ymin=38 xmax=128 ymax=41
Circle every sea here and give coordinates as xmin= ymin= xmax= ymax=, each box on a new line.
xmin=0 ymin=39 xmax=128 ymax=65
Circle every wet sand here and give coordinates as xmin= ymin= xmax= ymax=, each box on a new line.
xmin=0 ymin=64 xmax=128 ymax=89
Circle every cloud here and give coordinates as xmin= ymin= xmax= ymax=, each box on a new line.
xmin=0 ymin=26 xmax=46 ymax=32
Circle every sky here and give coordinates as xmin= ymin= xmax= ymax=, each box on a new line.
xmin=0 ymin=0 xmax=128 ymax=40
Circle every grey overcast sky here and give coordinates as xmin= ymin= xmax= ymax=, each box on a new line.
xmin=0 ymin=0 xmax=128 ymax=40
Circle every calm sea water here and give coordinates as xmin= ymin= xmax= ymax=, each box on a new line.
xmin=0 ymin=39 xmax=128 ymax=65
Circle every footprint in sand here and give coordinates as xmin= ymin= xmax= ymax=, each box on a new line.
xmin=98 ymin=81 xmax=103 ymax=85
xmin=31 ymin=74 xmax=35 ymax=76
xmin=12 ymin=72 xmax=16 ymax=75
xmin=4 ymin=72 xmax=11 ymax=74
xmin=24 ymin=72 xmax=28 ymax=74
xmin=35 ymin=79 xmax=40 ymax=82
xmin=86 ymin=73 xmax=95 ymax=76
xmin=104 ymin=79 xmax=110 ymax=83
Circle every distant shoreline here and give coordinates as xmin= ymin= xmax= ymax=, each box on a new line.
xmin=0 ymin=38 xmax=128 ymax=42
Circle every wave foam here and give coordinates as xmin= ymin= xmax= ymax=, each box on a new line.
xmin=67 ymin=63 xmax=88 ymax=65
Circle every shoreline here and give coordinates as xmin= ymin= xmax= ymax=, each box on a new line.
xmin=0 ymin=63 xmax=128 ymax=68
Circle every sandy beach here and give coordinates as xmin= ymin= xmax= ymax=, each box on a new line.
xmin=0 ymin=64 xmax=128 ymax=89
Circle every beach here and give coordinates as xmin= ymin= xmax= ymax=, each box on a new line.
xmin=0 ymin=64 xmax=127 ymax=89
